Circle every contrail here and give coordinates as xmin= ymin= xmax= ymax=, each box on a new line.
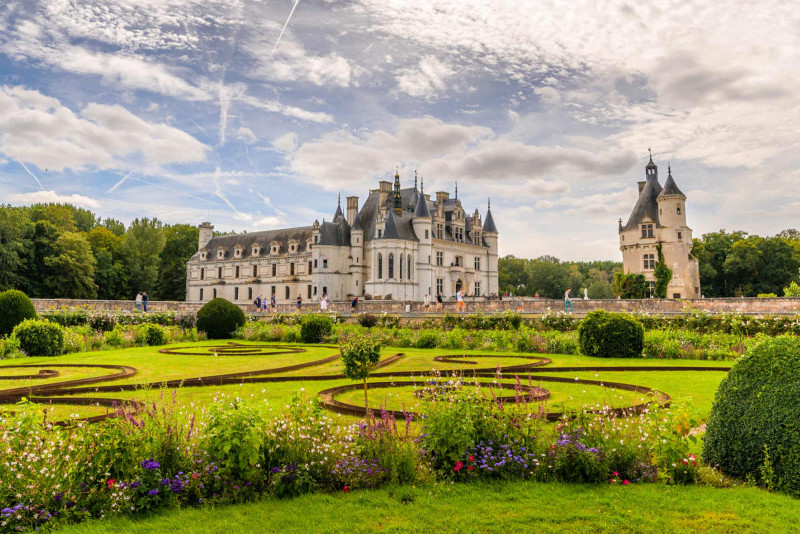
xmin=108 ymin=170 xmax=132 ymax=193
xmin=269 ymin=0 xmax=301 ymax=58
xmin=17 ymin=160 xmax=43 ymax=190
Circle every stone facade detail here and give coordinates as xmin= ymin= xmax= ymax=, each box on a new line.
xmin=619 ymin=156 xmax=701 ymax=298
xmin=185 ymin=173 xmax=499 ymax=303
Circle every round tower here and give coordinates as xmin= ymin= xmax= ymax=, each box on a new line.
xmin=656 ymin=164 xmax=687 ymax=230
xmin=482 ymin=199 xmax=499 ymax=296
xmin=412 ymin=179 xmax=434 ymax=300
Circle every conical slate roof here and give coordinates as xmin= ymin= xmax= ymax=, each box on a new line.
xmin=658 ymin=168 xmax=685 ymax=198
xmin=483 ymin=203 xmax=498 ymax=233
xmin=413 ymin=193 xmax=432 ymax=218
xmin=623 ymin=178 xmax=662 ymax=231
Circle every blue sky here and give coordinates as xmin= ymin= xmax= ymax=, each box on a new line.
xmin=0 ymin=0 xmax=797 ymax=260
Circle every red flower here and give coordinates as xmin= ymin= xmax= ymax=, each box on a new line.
xmin=343 ymin=486 xmax=350 ymax=493
xmin=107 ymin=479 xmax=115 ymax=486
xmin=468 ymin=455 xmax=475 ymax=462
xmin=623 ymin=480 xmax=630 ymax=486
xmin=454 ymin=461 xmax=464 ymax=472
xmin=611 ymin=471 xmax=619 ymax=477
xmin=468 ymin=465 xmax=474 ymax=471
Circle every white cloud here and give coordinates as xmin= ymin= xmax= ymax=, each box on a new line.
xmin=235 ymin=127 xmax=257 ymax=144
xmin=0 ymin=86 xmax=209 ymax=171
xmin=533 ymin=86 xmax=560 ymax=105
xmin=395 ymin=56 xmax=455 ymax=99
xmin=272 ymin=132 xmax=298 ymax=153
xmin=9 ymin=190 xmax=100 ymax=208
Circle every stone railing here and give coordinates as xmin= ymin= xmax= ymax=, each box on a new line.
xmin=31 ymin=297 xmax=800 ymax=315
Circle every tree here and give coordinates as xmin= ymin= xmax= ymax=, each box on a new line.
xmin=102 ymin=218 xmax=126 ymax=236
xmin=653 ymin=244 xmax=673 ymax=298
xmin=28 ymin=204 xmax=77 ymax=233
xmin=43 ymin=232 xmax=98 ymax=298
xmin=88 ymin=226 xmax=127 ymax=300
xmin=692 ymin=230 xmax=748 ymax=297
xmin=784 ymin=268 xmax=800 ymax=297
xmin=340 ymin=334 xmax=383 ymax=414
xmin=0 ymin=206 xmax=34 ymax=291
xmin=122 ymin=218 xmax=165 ymax=297
xmin=65 ymin=205 xmax=99 ymax=233
xmin=498 ymin=256 xmax=528 ymax=295
xmin=614 ymin=273 xmax=649 ymax=299
xmin=587 ymin=280 xmax=614 ymax=299
xmin=27 ymin=220 xmax=61 ymax=297
xmin=156 ymin=224 xmax=199 ymax=300
xmin=526 ymin=256 xmax=578 ymax=299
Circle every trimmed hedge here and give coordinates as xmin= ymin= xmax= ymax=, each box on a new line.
xmin=196 ymin=298 xmax=246 ymax=339
xmin=703 ymin=336 xmax=800 ymax=494
xmin=12 ymin=319 xmax=65 ymax=356
xmin=136 ymin=324 xmax=168 ymax=346
xmin=0 ymin=290 xmax=37 ymax=337
xmin=578 ymin=310 xmax=644 ymax=358
xmin=300 ymin=314 xmax=333 ymax=344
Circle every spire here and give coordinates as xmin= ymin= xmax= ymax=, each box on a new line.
xmin=483 ymin=198 xmax=498 ymax=233
xmin=455 ymin=181 xmax=458 ymax=200
xmin=658 ymin=164 xmax=685 ymax=198
xmin=413 ymin=180 xmax=432 ymax=218
xmin=414 ymin=170 xmax=418 ymax=190
xmin=668 ymin=163 xmax=672 ymax=176
xmin=392 ymin=168 xmax=402 ymax=214
xmin=333 ymin=192 xmax=344 ymax=222
xmin=645 ymin=149 xmax=658 ymax=181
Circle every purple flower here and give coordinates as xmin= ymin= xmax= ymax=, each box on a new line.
xmin=148 ymin=489 xmax=159 ymax=496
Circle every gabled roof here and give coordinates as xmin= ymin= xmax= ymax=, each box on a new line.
xmin=190 ymin=226 xmax=313 ymax=261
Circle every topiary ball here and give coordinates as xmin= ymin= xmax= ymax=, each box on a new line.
xmin=300 ymin=314 xmax=333 ymax=344
xmin=577 ymin=310 xmax=643 ymax=358
xmin=12 ymin=319 xmax=65 ymax=356
xmin=703 ymin=336 xmax=800 ymax=494
xmin=196 ymin=298 xmax=246 ymax=339
xmin=0 ymin=289 xmax=37 ymax=337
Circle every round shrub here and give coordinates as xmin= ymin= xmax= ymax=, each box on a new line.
xmin=196 ymin=298 xmax=246 ymax=339
xmin=136 ymin=323 xmax=168 ymax=346
xmin=0 ymin=290 xmax=37 ymax=337
xmin=578 ymin=310 xmax=643 ymax=358
xmin=357 ymin=313 xmax=378 ymax=328
xmin=12 ymin=319 xmax=65 ymax=356
xmin=703 ymin=336 xmax=800 ymax=494
xmin=300 ymin=314 xmax=333 ymax=344
xmin=415 ymin=330 xmax=440 ymax=349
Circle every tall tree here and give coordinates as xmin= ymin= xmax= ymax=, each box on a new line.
xmin=102 ymin=218 xmax=126 ymax=236
xmin=156 ymin=224 xmax=199 ymax=300
xmin=27 ymin=221 xmax=61 ymax=297
xmin=28 ymin=204 xmax=77 ymax=233
xmin=0 ymin=206 xmax=34 ymax=291
xmin=122 ymin=218 xmax=165 ymax=297
xmin=43 ymin=232 xmax=98 ymax=298
xmin=88 ymin=227 xmax=127 ymax=299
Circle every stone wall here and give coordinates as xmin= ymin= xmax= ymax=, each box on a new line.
xmin=31 ymin=297 xmax=800 ymax=315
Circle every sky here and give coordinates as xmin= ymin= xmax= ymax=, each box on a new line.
xmin=0 ymin=0 xmax=797 ymax=260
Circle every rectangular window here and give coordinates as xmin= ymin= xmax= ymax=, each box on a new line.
xmin=199 ymin=288 xmax=204 ymax=301
xmin=218 ymin=267 xmax=222 ymax=278
xmin=290 ymin=263 xmax=295 ymax=276
xmin=271 ymin=285 xmax=276 ymax=297
xmin=673 ymin=292 xmax=681 ymax=298
xmin=378 ymin=229 xmax=383 ymax=238
xmin=200 ymin=268 xmax=204 ymax=280
xmin=425 ymin=230 xmax=429 ymax=239
xmin=235 ymin=266 xmax=239 ymax=278
xmin=248 ymin=287 xmax=253 ymax=300
xmin=474 ymin=282 xmax=481 ymax=296
xmin=641 ymin=224 xmax=654 ymax=238
xmin=677 ymin=205 xmax=681 ymax=215
xmin=271 ymin=264 xmax=277 ymax=277
xmin=285 ymin=286 xmax=290 ymax=299
xmin=455 ymin=256 xmax=461 ymax=267
xmin=677 ymin=231 xmax=682 ymax=240
xmin=234 ymin=287 xmax=239 ymax=300
xmin=212 ymin=288 xmax=217 ymax=299
xmin=323 ymin=286 xmax=328 ymax=296
xmin=314 ymin=259 xmax=318 ymax=268
xmin=643 ymin=253 xmax=656 ymax=270
xmin=323 ymin=259 xmax=328 ymax=268
xmin=314 ymin=286 xmax=318 ymax=295
xmin=253 ymin=265 xmax=258 ymax=277
xmin=648 ymin=281 xmax=655 ymax=295
xmin=356 ymin=257 xmax=359 ymax=264
xmin=308 ymin=285 xmax=312 ymax=299
xmin=436 ymin=251 xmax=443 ymax=266
xmin=474 ymin=257 xmax=481 ymax=270
xmin=436 ymin=278 xmax=444 ymax=296
xmin=308 ymin=261 xmax=313 ymax=273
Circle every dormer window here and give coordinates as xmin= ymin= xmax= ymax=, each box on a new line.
xmin=200 ymin=251 xmax=207 ymax=261
xmin=270 ymin=241 xmax=280 ymax=255
xmin=641 ymin=224 xmax=654 ymax=239
xmin=251 ymin=245 xmax=261 ymax=257
xmin=288 ymin=240 xmax=299 ymax=253
xmin=217 ymin=248 xmax=227 ymax=260
xmin=234 ymin=246 xmax=244 ymax=259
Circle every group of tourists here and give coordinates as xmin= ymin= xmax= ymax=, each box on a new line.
xmin=253 ymin=293 xmax=278 ymax=313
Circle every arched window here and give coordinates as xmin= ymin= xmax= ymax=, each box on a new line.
xmin=388 ymin=253 xmax=395 ymax=279
xmin=377 ymin=253 xmax=383 ymax=279
xmin=408 ymin=255 xmax=412 ymax=280
xmin=248 ymin=287 xmax=253 ymax=300
xmin=399 ymin=254 xmax=404 ymax=280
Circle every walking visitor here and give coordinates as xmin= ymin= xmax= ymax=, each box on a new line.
xmin=296 ymin=294 xmax=303 ymax=310
xmin=564 ymin=287 xmax=573 ymax=313
xmin=142 ymin=292 xmax=149 ymax=313
xmin=436 ymin=292 xmax=443 ymax=312
xmin=270 ymin=293 xmax=277 ymax=312
xmin=320 ymin=294 xmax=328 ymax=311
xmin=351 ymin=296 xmax=358 ymax=311
xmin=134 ymin=292 xmax=142 ymax=312
xmin=255 ymin=293 xmax=262 ymax=312
xmin=423 ymin=293 xmax=430 ymax=312
xmin=456 ymin=289 xmax=465 ymax=312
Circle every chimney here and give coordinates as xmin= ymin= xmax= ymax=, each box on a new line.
xmin=346 ymin=196 xmax=359 ymax=226
xmin=378 ymin=180 xmax=392 ymax=206
xmin=436 ymin=191 xmax=449 ymax=204
xmin=637 ymin=181 xmax=646 ymax=194
xmin=198 ymin=222 xmax=214 ymax=251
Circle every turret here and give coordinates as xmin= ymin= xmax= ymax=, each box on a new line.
xmin=198 ymin=222 xmax=214 ymax=251
xmin=656 ymin=164 xmax=687 ymax=229
xmin=483 ymin=199 xmax=499 ymax=295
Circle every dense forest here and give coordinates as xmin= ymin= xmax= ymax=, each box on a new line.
xmin=2 ymin=203 xmax=799 ymax=301
xmin=0 ymin=203 xmax=198 ymax=300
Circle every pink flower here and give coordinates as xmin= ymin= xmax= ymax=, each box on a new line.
xmin=623 ymin=480 xmax=630 ymax=486
xmin=343 ymin=486 xmax=350 ymax=493
xmin=107 ymin=479 xmax=115 ymax=486
xmin=612 ymin=471 xmax=619 ymax=477
xmin=454 ymin=461 xmax=464 ymax=472
xmin=468 ymin=465 xmax=474 ymax=472
xmin=468 ymin=455 xmax=475 ymax=462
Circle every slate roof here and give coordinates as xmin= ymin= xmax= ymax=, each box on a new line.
xmin=318 ymin=219 xmax=350 ymax=246
xmin=190 ymin=226 xmax=313 ymax=261
xmin=622 ymin=176 xmax=662 ymax=232
xmin=658 ymin=170 xmax=685 ymax=198
xmin=483 ymin=206 xmax=498 ymax=233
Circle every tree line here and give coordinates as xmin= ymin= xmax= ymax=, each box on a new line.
xmin=498 ymin=256 xmax=620 ymax=299
xmin=0 ymin=203 xmax=198 ymax=300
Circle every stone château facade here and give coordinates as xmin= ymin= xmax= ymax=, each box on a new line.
xmin=185 ymin=173 xmax=499 ymax=303
xmin=618 ymin=155 xmax=701 ymax=298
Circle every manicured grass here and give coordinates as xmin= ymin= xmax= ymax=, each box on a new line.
xmin=56 ymin=480 xmax=798 ymax=534
xmin=0 ymin=341 xmax=732 ymax=423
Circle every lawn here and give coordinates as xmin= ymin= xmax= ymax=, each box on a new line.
xmin=57 ymin=480 xmax=799 ymax=534
xmin=0 ymin=341 xmax=730 ymax=423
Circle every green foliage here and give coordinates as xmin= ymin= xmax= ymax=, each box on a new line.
xmin=271 ymin=464 xmax=317 ymax=499
xmin=578 ymin=310 xmax=644 ymax=358
xmin=614 ymin=272 xmax=649 ymax=299
xmin=783 ymin=268 xmax=800 ymax=297
xmin=654 ymin=244 xmax=672 ymax=298
xmin=196 ymin=298 xmax=246 ymax=339
xmin=12 ymin=319 xmax=65 ymax=356
xmin=204 ymin=396 xmax=269 ymax=480
xmin=357 ymin=313 xmax=378 ymax=328
xmin=123 ymin=218 xmax=166 ymax=297
xmin=43 ymin=232 xmax=98 ymax=299
xmin=340 ymin=334 xmax=382 ymax=382
xmin=499 ymin=255 xmax=621 ymax=298
xmin=0 ymin=289 xmax=37 ymax=337
xmin=135 ymin=324 xmax=168 ymax=346
xmin=300 ymin=314 xmax=333 ymax=344
xmin=156 ymin=225 xmax=199 ymax=300
xmin=703 ymin=336 xmax=800 ymax=495
xmin=0 ymin=206 xmax=34 ymax=292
